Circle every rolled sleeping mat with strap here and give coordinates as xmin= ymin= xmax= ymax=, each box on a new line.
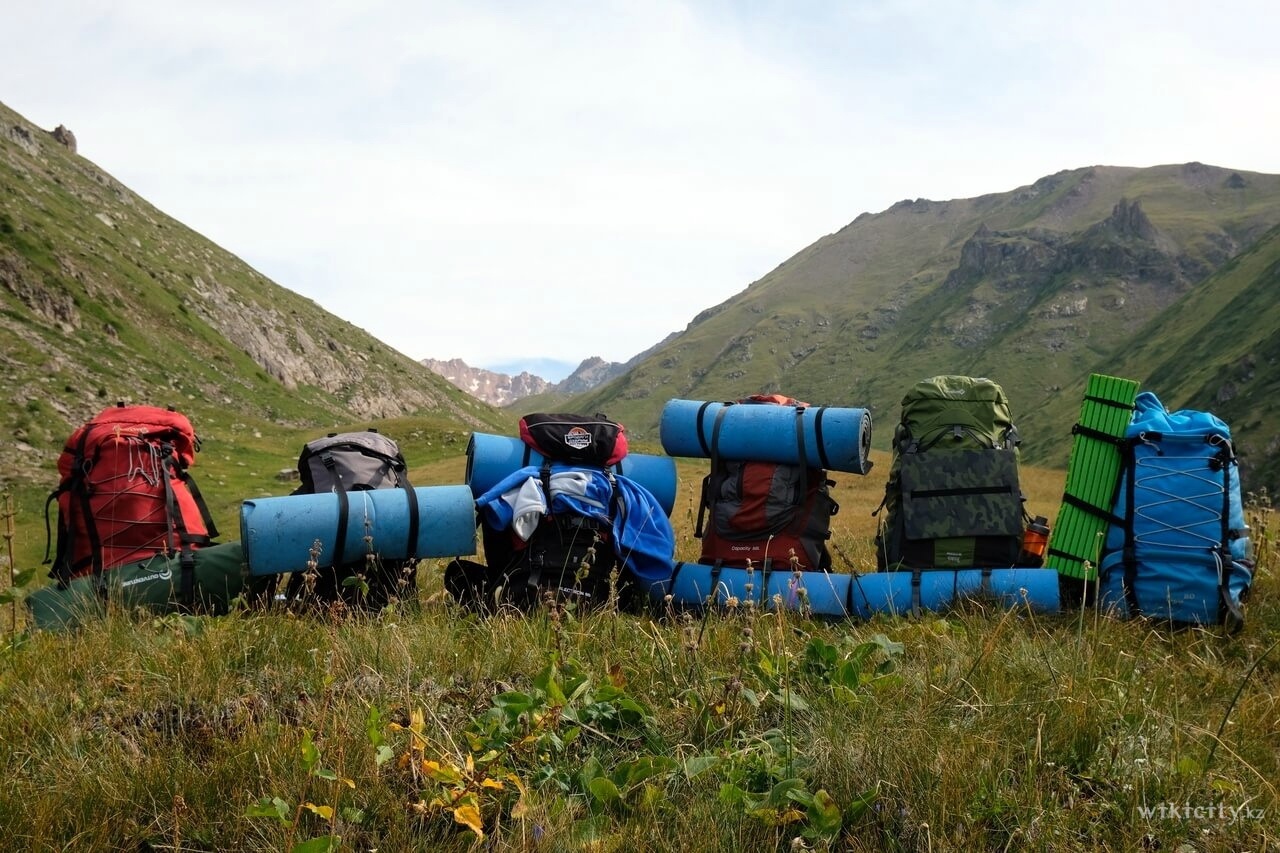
xmin=465 ymin=432 xmax=678 ymax=516
xmin=651 ymin=562 xmax=856 ymax=618
xmin=240 ymin=485 xmax=476 ymax=576
xmin=651 ymin=564 xmax=1059 ymax=619
xmin=658 ymin=399 xmax=874 ymax=474
xmin=847 ymin=568 xmax=1061 ymax=619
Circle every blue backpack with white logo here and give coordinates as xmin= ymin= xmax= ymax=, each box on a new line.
xmin=1096 ymin=392 xmax=1252 ymax=631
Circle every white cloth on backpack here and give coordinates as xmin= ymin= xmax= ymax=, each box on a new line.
xmin=498 ymin=476 xmax=547 ymax=541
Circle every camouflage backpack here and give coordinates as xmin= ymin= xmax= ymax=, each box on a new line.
xmin=875 ymin=376 xmax=1026 ymax=570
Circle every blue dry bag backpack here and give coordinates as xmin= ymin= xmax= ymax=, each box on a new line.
xmin=1096 ymin=392 xmax=1252 ymax=631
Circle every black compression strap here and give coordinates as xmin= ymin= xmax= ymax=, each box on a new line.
xmin=402 ymin=475 xmax=420 ymax=560
xmin=708 ymin=560 xmax=725 ymax=607
xmin=332 ymin=484 xmax=350 ymax=569
xmin=813 ymin=407 xmax=832 ymax=471
xmin=1045 ymin=547 xmax=1083 ymax=567
xmin=1083 ymin=394 xmax=1137 ymax=410
xmin=1121 ymin=447 xmax=1140 ymax=618
xmin=1070 ymin=423 xmax=1127 ymax=445
xmin=793 ymin=406 xmax=808 ymax=471
xmin=179 ymin=470 xmax=219 ymax=541
xmin=1061 ymin=492 xmax=1124 ymax=526
xmin=694 ymin=401 xmax=718 ymax=458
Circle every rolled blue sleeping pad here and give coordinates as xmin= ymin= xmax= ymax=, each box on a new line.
xmin=240 ymin=485 xmax=477 ymax=576
xmin=652 ymin=562 xmax=857 ymax=617
xmin=658 ymin=398 xmax=874 ymax=474
xmin=652 ymin=563 xmax=1059 ymax=618
xmin=847 ymin=568 xmax=1061 ymax=618
xmin=465 ymin=432 xmax=678 ymax=516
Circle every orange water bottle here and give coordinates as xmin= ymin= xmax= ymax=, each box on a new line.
xmin=1020 ymin=516 xmax=1051 ymax=567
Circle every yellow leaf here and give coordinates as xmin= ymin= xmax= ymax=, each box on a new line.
xmin=466 ymin=752 xmax=475 ymax=774
xmin=713 ymin=701 xmax=726 ymax=716
xmin=481 ymin=777 xmax=505 ymax=790
xmin=302 ymin=802 xmax=334 ymax=820
xmin=453 ymin=802 xmax=484 ymax=838
xmin=510 ymin=795 xmax=528 ymax=819
xmin=420 ymin=759 xmax=464 ymax=785
xmin=409 ymin=708 xmax=426 ymax=754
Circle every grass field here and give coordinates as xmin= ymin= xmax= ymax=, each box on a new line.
xmin=0 ymin=452 xmax=1276 ymax=851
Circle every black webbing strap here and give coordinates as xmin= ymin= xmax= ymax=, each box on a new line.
xmin=695 ymin=405 xmax=734 ymax=539
xmin=708 ymin=559 xmax=725 ymax=607
xmin=1060 ymin=492 xmax=1124 ymax=526
xmin=1120 ymin=439 xmax=1141 ymax=618
xmin=1070 ymin=423 xmax=1128 ymax=446
xmin=1214 ymin=440 xmax=1244 ymax=628
xmin=910 ymin=568 xmax=923 ymax=617
xmin=1082 ymin=394 xmax=1137 ymax=411
xmin=401 ymin=473 xmax=420 ymax=560
xmin=179 ymin=470 xmax=219 ymax=542
xmin=331 ymin=485 xmax=350 ymax=570
xmin=812 ymin=406 xmax=832 ymax=471
xmin=694 ymin=401 xmax=719 ymax=458
xmin=161 ymin=450 xmax=196 ymax=607
xmin=667 ymin=560 xmax=686 ymax=599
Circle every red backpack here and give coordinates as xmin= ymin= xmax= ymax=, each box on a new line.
xmin=696 ymin=395 xmax=839 ymax=572
xmin=46 ymin=404 xmax=218 ymax=597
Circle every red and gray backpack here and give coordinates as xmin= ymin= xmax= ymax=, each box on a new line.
xmin=696 ymin=394 xmax=839 ymax=572
xmin=45 ymin=404 xmax=218 ymax=602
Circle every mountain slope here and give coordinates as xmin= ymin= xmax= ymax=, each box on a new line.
xmin=1098 ymin=222 xmax=1280 ymax=493
xmin=570 ymin=163 xmax=1280 ymax=489
xmin=1 ymin=100 xmax=506 ymax=488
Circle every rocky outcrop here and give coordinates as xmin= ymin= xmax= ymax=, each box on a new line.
xmin=944 ymin=225 xmax=1066 ymax=289
xmin=422 ymin=358 xmax=551 ymax=406
xmin=51 ymin=124 xmax=77 ymax=154
xmin=556 ymin=356 xmax=628 ymax=394
xmin=0 ymin=253 xmax=80 ymax=331
xmin=422 ymin=355 xmax=628 ymax=406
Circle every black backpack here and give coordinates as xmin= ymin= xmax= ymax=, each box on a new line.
xmin=283 ymin=430 xmax=419 ymax=610
xmin=446 ymin=413 xmax=637 ymax=612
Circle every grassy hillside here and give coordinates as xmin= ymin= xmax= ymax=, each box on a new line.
xmin=1 ymin=100 xmax=514 ymax=567
xmin=1026 ymin=223 xmax=1280 ymax=492
xmin=1 ymin=99 xmax=509 ymax=457
xmin=570 ymin=164 xmax=1280 ymax=495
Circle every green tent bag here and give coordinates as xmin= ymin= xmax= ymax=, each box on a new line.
xmin=26 ymin=541 xmax=261 ymax=632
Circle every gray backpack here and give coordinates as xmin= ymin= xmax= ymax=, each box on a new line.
xmin=285 ymin=430 xmax=419 ymax=608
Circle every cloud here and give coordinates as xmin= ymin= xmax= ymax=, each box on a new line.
xmin=5 ymin=0 xmax=1280 ymax=368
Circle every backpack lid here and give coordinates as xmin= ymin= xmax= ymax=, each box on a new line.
xmin=296 ymin=430 xmax=407 ymax=493
xmin=898 ymin=375 xmax=1016 ymax=449
xmin=1126 ymin=391 xmax=1232 ymax=441
xmin=518 ymin=413 xmax=628 ymax=466
xmin=61 ymin=405 xmax=200 ymax=475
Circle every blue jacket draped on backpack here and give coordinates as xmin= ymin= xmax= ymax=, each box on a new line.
xmin=475 ymin=464 xmax=676 ymax=585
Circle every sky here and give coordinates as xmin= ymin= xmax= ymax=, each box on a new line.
xmin=5 ymin=1 xmax=1280 ymax=378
